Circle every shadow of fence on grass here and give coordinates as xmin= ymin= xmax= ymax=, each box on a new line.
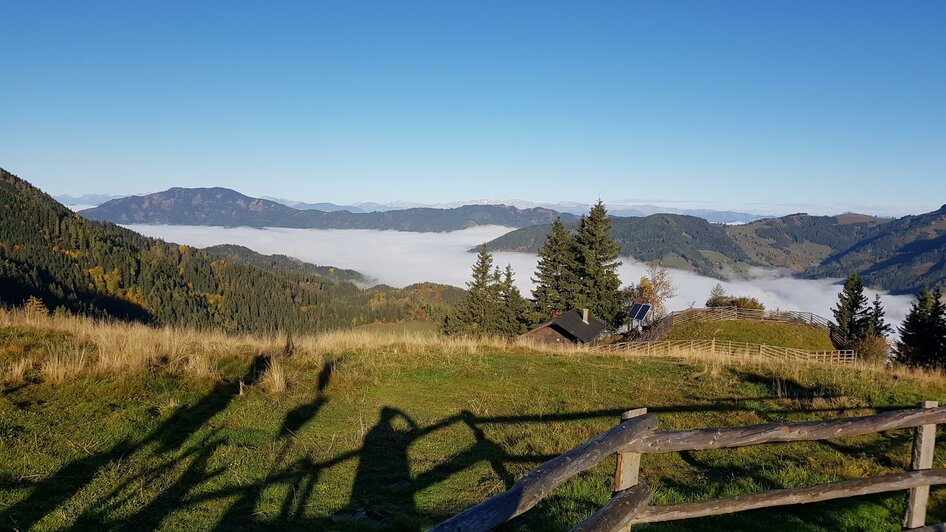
xmin=1 ymin=362 xmax=929 ymax=531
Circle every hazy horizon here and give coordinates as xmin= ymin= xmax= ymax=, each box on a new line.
xmin=55 ymin=190 xmax=941 ymax=219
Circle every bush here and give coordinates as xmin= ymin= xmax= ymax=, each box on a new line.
xmin=855 ymin=335 xmax=890 ymax=364
xmin=706 ymin=284 xmax=765 ymax=310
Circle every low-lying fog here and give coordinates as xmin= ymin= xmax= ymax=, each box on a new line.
xmin=126 ymin=224 xmax=914 ymax=328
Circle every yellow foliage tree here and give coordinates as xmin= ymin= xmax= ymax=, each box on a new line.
xmin=25 ymin=296 xmax=48 ymax=317
xmin=627 ymin=264 xmax=677 ymax=316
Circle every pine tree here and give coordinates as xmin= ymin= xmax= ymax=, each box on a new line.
xmin=443 ymin=246 xmax=502 ymax=336
xmin=571 ymin=201 xmax=625 ymax=328
xmin=830 ymin=273 xmax=870 ymax=349
xmin=706 ymin=283 xmax=728 ymax=308
xmin=498 ymin=265 xmax=528 ymax=336
xmin=531 ymin=217 xmax=578 ymax=321
xmin=866 ymin=294 xmax=892 ymax=337
xmin=896 ymin=288 xmax=946 ymax=369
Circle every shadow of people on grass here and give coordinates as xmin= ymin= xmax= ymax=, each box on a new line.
xmin=280 ymin=358 xmax=338 ymax=438
xmin=344 ymin=407 xmax=420 ymax=522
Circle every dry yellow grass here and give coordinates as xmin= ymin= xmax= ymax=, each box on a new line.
xmin=40 ymin=346 xmax=88 ymax=385
xmin=2 ymin=306 xmax=944 ymax=392
xmin=2 ymin=357 xmax=32 ymax=385
xmin=261 ymin=358 xmax=287 ymax=393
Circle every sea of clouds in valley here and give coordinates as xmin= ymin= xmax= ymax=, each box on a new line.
xmin=125 ymin=224 xmax=914 ymax=329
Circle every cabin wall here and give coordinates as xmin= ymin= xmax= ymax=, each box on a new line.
xmin=522 ymin=324 xmax=575 ymax=344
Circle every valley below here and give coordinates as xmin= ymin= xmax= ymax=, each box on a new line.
xmin=125 ymin=224 xmax=916 ymax=329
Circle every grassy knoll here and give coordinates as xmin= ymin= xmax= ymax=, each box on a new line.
xmin=662 ymin=319 xmax=836 ymax=350
xmin=2 ymin=311 xmax=946 ymax=531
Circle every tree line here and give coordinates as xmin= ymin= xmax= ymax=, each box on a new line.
xmin=444 ymin=202 xmax=672 ymax=337
xmin=831 ymin=273 xmax=946 ymax=368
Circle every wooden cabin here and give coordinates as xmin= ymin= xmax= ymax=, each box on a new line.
xmin=521 ymin=308 xmax=607 ymax=345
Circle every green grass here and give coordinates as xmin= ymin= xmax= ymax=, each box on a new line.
xmin=662 ymin=319 xmax=836 ymax=350
xmin=3 ymin=324 xmax=946 ymax=531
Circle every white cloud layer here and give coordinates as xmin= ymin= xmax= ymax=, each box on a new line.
xmin=125 ymin=224 xmax=915 ymax=329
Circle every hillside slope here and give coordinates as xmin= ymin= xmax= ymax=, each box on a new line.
xmin=3 ymin=313 xmax=945 ymax=531
xmin=729 ymin=213 xmax=888 ymax=271
xmin=81 ymin=188 xmax=577 ymax=232
xmin=806 ymin=206 xmax=946 ymax=294
xmin=0 ymin=169 xmax=459 ymax=331
xmin=661 ymin=319 xmax=836 ymax=350
xmin=486 ymin=209 xmax=946 ymax=292
xmin=483 ymin=214 xmax=752 ymax=277
xmin=202 ymin=244 xmax=367 ymax=285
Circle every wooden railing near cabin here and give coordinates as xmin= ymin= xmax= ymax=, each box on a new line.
xmin=432 ymin=402 xmax=945 ymax=531
xmin=597 ymin=339 xmax=857 ymax=365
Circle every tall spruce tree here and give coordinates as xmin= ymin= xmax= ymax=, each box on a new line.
xmin=498 ymin=265 xmax=529 ymax=336
xmin=531 ymin=217 xmax=578 ymax=321
xmin=867 ymin=294 xmax=892 ymax=337
xmin=571 ymin=201 xmax=625 ymax=328
xmin=830 ymin=273 xmax=870 ymax=349
xmin=443 ymin=248 xmax=528 ymax=337
xmin=443 ymin=245 xmax=501 ymax=336
xmin=897 ymin=288 xmax=946 ymax=369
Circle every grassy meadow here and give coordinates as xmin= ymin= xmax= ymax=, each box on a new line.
xmin=661 ymin=319 xmax=837 ymax=351
xmin=3 ymin=309 xmax=946 ymax=530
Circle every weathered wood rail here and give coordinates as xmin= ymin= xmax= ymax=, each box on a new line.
xmin=597 ymin=339 xmax=856 ymax=365
xmin=433 ymin=402 xmax=945 ymax=531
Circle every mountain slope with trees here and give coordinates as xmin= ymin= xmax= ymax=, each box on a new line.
xmin=806 ymin=205 xmax=946 ymax=293
xmin=81 ymin=187 xmax=577 ymax=232
xmin=486 ymin=208 xmax=946 ymax=293
xmin=484 ymin=214 xmax=752 ymax=278
xmin=0 ymin=169 xmax=461 ymax=332
xmin=201 ymin=244 xmax=367 ymax=285
xmin=728 ymin=213 xmax=888 ymax=270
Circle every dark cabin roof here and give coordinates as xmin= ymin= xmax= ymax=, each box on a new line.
xmin=531 ymin=309 xmax=607 ymax=343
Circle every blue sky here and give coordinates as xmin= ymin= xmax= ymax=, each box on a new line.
xmin=1 ymin=1 xmax=943 ymax=215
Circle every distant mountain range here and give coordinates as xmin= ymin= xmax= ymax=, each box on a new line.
xmin=261 ymin=196 xmax=767 ymax=223
xmin=484 ymin=208 xmax=946 ymax=294
xmin=80 ymin=188 xmax=574 ymax=232
xmin=65 ymin=188 xmax=766 ymax=224
xmin=58 ymin=184 xmax=946 ymax=293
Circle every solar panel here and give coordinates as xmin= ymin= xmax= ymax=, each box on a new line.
xmin=628 ymin=303 xmax=652 ymax=321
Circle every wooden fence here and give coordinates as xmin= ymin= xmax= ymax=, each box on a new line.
xmin=597 ymin=339 xmax=857 ymax=365
xmin=433 ymin=402 xmax=945 ymax=531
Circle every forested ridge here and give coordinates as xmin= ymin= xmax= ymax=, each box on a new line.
xmin=807 ymin=206 xmax=946 ymax=293
xmin=202 ymin=244 xmax=367 ymax=285
xmin=486 ymin=209 xmax=946 ymax=293
xmin=482 ymin=214 xmax=752 ymax=277
xmin=0 ymin=169 xmax=462 ymax=332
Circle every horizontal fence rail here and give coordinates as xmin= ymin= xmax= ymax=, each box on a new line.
xmin=433 ymin=402 xmax=944 ymax=531
xmin=430 ymin=413 xmax=658 ymax=531
xmin=597 ymin=339 xmax=856 ymax=365
xmin=632 ymin=469 xmax=946 ymax=524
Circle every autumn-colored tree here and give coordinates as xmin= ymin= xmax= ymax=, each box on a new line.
xmin=626 ymin=264 xmax=676 ymax=317
xmin=25 ymin=295 xmax=48 ymax=317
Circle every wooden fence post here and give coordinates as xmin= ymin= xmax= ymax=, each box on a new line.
xmin=904 ymin=400 xmax=939 ymax=529
xmin=613 ymin=408 xmax=648 ymax=494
